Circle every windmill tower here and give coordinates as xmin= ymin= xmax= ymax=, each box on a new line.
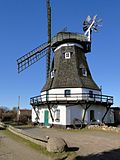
xmin=17 ymin=2 xmax=113 ymax=128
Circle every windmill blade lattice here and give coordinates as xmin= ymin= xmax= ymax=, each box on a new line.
xmin=17 ymin=42 xmax=50 ymax=73
xmin=83 ymin=15 xmax=102 ymax=41
xmin=83 ymin=15 xmax=91 ymax=32
xmin=83 ymin=15 xmax=102 ymax=32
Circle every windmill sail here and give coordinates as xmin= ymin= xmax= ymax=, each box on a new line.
xmin=17 ymin=42 xmax=50 ymax=73
xmin=46 ymin=0 xmax=51 ymax=78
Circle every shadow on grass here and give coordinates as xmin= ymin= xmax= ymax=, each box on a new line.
xmin=74 ymin=148 xmax=120 ymax=160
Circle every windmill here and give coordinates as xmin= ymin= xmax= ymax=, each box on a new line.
xmin=17 ymin=1 xmax=113 ymax=127
xmin=17 ymin=0 xmax=51 ymax=79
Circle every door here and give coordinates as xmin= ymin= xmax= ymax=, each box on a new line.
xmin=90 ymin=110 xmax=95 ymax=122
xmin=44 ymin=110 xmax=49 ymax=126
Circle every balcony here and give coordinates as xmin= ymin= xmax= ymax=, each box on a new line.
xmin=30 ymin=93 xmax=113 ymax=106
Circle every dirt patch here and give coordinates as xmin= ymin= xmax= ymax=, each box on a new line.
xmin=1 ymin=127 xmax=120 ymax=160
xmin=22 ymin=127 xmax=120 ymax=159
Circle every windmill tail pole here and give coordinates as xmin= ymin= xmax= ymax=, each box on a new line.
xmin=46 ymin=0 xmax=51 ymax=79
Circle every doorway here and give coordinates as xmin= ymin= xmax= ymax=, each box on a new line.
xmin=90 ymin=110 xmax=95 ymax=122
xmin=44 ymin=110 xmax=49 ymax=126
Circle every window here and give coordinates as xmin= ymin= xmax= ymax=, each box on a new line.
xmin=51 ymin=70 xmax=54 ymax=78
xmin=65 ymin=52 xmax=71 ymax=59
xmin=55 ymin=109 xmax=60 ymax=122
xmin=51 ymin=69 xmax=56 ymax=78
xmin=64 ymin=89 xmax=71 ymax=97
xmin=82 ymin=68 xmax=87 ymax=77
xmin=89 ymin=90 xmax=93 ymax=98
xmin=90 ymin=110 xmax=95 ymax=122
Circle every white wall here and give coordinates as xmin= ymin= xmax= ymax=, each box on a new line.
xmin=66 ymin=104 xmax=111 ymax=125
xmin=41 ymin=91 xmax=47 ymax=102
xmin=32 ymin=107 xmax=48 ymax=123
xmin=32 ymin=103 xmax=114 ymax=126
xmin=104 ymin=109 xmax=114 ymax=123
xmin=32 ymin=105 xmax=67 ymax=126
xmin=87 ymin=105 xmax=106 ymax=122
xmin=40 ymin=88 xmax=101 ymax=102
xmin=49 ymin=105 xmax=67 ymax=125
xmin=32 ymin=108 xmax=38 ymax=122
xmin=66 ymin=105 xmax=83 ymax=125
xmin=82 ymin=88 xmax=101 ymax=94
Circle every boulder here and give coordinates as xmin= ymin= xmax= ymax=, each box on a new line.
xmin=47 ymin=137 xmax=68 ymax=153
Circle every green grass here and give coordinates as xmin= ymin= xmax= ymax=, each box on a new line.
xmin=2 ymin=129 xmax=76 ymax=160
xmin=14 ymin=124 xmax=34 ymax=129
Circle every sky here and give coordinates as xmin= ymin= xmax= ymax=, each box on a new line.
xmin=0 ymin=0 xmax=120 ymax=109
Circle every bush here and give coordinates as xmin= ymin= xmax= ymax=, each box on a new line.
xmin=2 ymin=112 xmax=13 ymax=122
xmin=19 ymin=114 xmax=31 ymax=124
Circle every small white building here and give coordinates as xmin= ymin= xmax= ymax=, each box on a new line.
xmin=31 ymin=32 xmax=113 ymax=128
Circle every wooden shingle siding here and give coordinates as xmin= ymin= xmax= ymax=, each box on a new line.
xmin=42 ymin=45 xmax=99 ymax=91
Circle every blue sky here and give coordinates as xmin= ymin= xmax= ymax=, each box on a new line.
xmin=0 ymin=0 xmax=120 ymax=109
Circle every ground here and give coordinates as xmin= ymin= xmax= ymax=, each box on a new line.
xmin=0 ymin=130 xmax=50 ymax=160
xmin=0 ymin=127 xmax=120 ymax=160
xmin=21 ymin=127 xmax=120 ymax=159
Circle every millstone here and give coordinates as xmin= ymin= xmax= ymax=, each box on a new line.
xmin=47 ymin=137 xmax=68 ymax=153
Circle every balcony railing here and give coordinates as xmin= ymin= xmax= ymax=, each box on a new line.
xmin=30 ymin=93 xmax=113 ymax=106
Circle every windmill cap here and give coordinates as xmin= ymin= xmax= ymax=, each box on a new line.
xmin=51 ymin=32 xmax=91 ymax=53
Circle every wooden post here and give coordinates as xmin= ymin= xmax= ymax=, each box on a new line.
xmin=82 ymin=103 xmax=91 ymax=123
xmin=47 ymin=103 xmax=54 ymax=122
xmin=102 ymin=105 xmax=111 ymax=123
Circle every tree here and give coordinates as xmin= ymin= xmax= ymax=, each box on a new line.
xmin=0 ymin=106 xmax=17 ymax=122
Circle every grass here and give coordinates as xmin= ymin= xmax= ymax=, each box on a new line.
xmin=13 ymin=124 xmax=34 ymax=129
xmin=2 ymin=129 xmax=76 ymax=160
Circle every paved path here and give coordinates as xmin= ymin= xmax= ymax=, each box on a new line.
xmin=23 ymin=127 xmax=120 ymax=160
xmin=0 ymin=130 xmax=51 ymax=160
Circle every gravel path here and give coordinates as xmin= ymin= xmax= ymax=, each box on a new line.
xmin=23 ymin=127 xmax=120 ymax=159
xmin=0 ymin=130 xmax=51 ymax=160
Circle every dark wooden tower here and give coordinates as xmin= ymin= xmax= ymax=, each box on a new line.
xmin=42 ymin=32 xmax=99 ymax=92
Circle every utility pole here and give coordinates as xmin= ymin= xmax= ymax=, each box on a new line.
xmin=18 ymin=96 xmax=20 ymax=110
xmin=17 ymin=96 xmax=20 ymax=122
